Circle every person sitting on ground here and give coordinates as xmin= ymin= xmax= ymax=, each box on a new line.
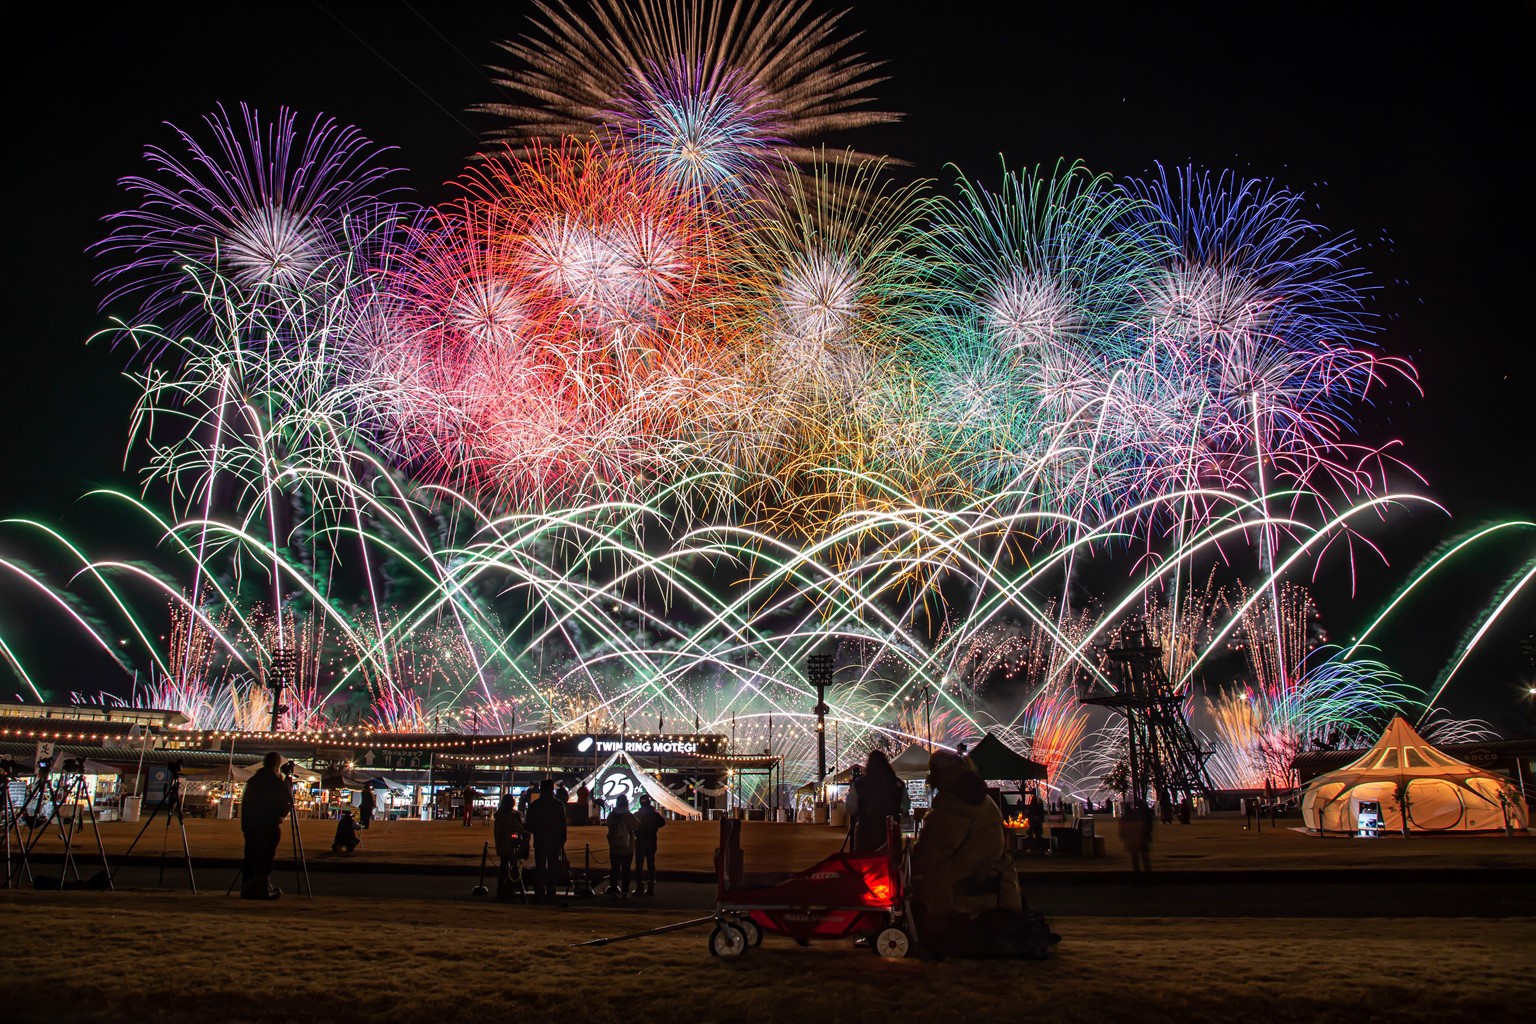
xmin=605 ymin=792 xmax=641 ymax=899
xmin=847 ymin=749 xmax=907 ymax=852
xmin=493 ymin=794 xmax=529 ymax=901
xmin=634 ymin=793 xmax=666 ymax=896
xmin=524 ymin=778 xmax=568 ymax=901
xmin=331 ymin=810 xmax=361 ymax=854
xmin=912 ymin=751 xmax=1022 ymax=956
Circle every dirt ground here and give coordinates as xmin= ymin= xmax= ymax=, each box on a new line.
xmin=27 ymin=814 xmax=1535 ymax=874
xmin=0 ymin=891 xmax=1529 ymax=1023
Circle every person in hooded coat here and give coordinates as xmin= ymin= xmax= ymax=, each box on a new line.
xmin=912 ymin=751 xmax=1022 ymax=954
xmin=604 ymin=792 xmax=641 ymax=899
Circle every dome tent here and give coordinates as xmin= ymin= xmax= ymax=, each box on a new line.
xmin=1300 ymin=715 xmax=1528 ymax=834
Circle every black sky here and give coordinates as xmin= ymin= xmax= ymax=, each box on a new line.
xmin=3 ymin=2 xmax=1533 ymax=729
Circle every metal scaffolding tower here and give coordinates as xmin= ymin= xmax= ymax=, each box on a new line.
xmin=1081 ymin=619 xmax=1213 ymax=808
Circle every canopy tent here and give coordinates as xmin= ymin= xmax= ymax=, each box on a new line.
xmin=818 ymin=745 xmax=931 ymax=787
xmin=1300 ymin=716 xmax=1528 ymax=833
xmin=322 ymin=770 xmax=408 ymax=792
xmin=821 ymin=764 xmax=857 ymax=785
xmin=965 ymin=734 xmax=1048 ymax=783
xmin=574 ymin=750 xmax=701 ymax=819
xmin=227 ymin=761 xmax=321 ymax=784
xmin=890 ymin=743 xmax=936 ymax=780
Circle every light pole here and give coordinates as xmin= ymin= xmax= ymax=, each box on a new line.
xmin=267 ymin=648 xmax=297 ymax=734
xmin=544 ymin=690 xmax=554 ymax=777
xmin=808 ymin=652 xmax=833 ymax=783
xmin=921 ymin=681 xmax=933 ymax=752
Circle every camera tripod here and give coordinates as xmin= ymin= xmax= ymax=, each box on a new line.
xmin=225 ymin=771 xmax=311 ymax=899
xmin=113 ymin=767 xmax=196 ymax=893
xmin=5 ymin=762 xmax=114 ymax=890
xmin=2 ymin=764 xmax=36 ymax=887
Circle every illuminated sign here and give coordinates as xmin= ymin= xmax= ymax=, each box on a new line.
xmin=596 ymin=763 xmax=641 ymax=804
xmin=589 ymin=737 xmax=699 ymax=755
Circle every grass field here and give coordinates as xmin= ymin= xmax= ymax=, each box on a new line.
xmin=26 ymin=814 xmax=1535 ymax=875
xmin=0 ymin=891 xmax=1529 ymax=1023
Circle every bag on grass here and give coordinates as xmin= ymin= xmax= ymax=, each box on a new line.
xmin=949 ymin=908 xmax=1060 ymax=961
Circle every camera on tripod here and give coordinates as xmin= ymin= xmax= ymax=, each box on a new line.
xmin=0 ymin=757 xmax=24 ymax=776
xmin=281 ymin=761 xmax=296 ymax=779
xmin=62 ymin=756 xmax=86 ymax=773
xmin=35 ymin=756 xmax=54 ymax=775
xmin=166 ymin=758 xmax=185 ymax=779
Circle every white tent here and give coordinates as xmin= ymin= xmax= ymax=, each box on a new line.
xmin=1300 ymin=716 xmax=1528 ymax=834
xmin=575 ymin=750 xmax=701 ymax=819
xmin=822 ymin=765 xmax=857 ymax=786
xmin=889 ymin=743 xmax=934 ymax=781
xmin=227 ymin=761 xmax=321 ymax=784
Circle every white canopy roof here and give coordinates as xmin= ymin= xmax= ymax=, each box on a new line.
xmin=889 ymin=743 xmax=934 ymax=780
xmin=227 ymin=761 xmax=321 ymax=784
xmin=1300 ymin=716 xmax=1527 ymax=833
xmin=574 ymin=750 xmax=701 ymax=819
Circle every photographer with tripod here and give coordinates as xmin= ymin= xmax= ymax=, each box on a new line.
xmin=240 ymin=752 xmax=292 ymax=901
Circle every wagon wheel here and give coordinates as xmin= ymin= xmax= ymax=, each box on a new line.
xmin=737 ymin=917 xmax=763 ymax=947
xmin=709 ymin=923 xmax=749 ymax=959
xmin=874 ymin=926 xmax=911 ymax=960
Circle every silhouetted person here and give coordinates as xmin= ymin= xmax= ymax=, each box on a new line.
xmin=1025 ymin=790 xmax=1045 ymax=841
xmin=331 ymin=810 xmax=361 ymax=853
xmin=574 ymin=783 xmax=591 ymax=826
xmin=240 ymin=751 xmax=292 ymax=900
xmin=847 ymin=749 xmax=906 ymax=851
xmin=605 ymin=793 xmax=640 ymax=899
xmin=525 ymin=779 xmax=567 ymax=900
xmin=1119 ymin=800 xmax=1153 ymax=873
xmin=493 ymin=794 xmax=529 ymax=901
xmin=1177 ymin=794 xmax=1193 ymax=825
xmin=359 ymin=785 xmax=376 ymax=829
xmin=634 ymin=793 xmax=666 ymax=895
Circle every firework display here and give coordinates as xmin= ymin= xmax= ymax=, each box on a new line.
xmin=4 ymin=0 xmax=1531 ymax=801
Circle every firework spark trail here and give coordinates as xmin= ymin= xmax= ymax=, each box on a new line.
xmin=1199 ymin=646 xmax=1416 ymax=788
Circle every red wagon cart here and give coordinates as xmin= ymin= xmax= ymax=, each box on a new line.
xmin=708 ymin=816 xmax=914 ymax=960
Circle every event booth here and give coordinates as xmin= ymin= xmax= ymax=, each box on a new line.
xmin=1300 ymin=716 xmax=1528 ymax=834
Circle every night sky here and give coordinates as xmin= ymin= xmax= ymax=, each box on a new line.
xmin=4 ymin=2 xmax=1533 ymax=730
